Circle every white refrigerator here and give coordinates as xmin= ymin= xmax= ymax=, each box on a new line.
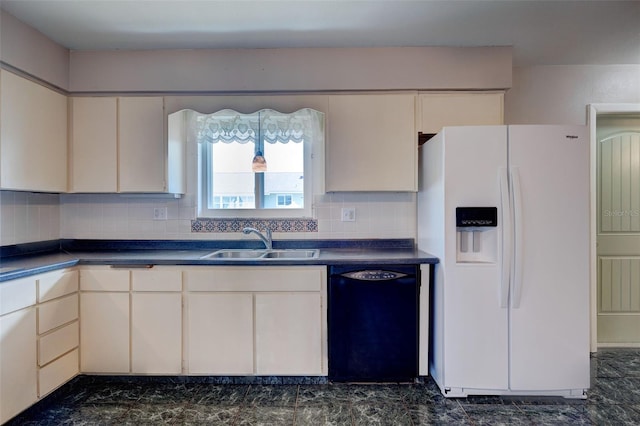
xmin=418 ymin=125 xmax=590 ymax=398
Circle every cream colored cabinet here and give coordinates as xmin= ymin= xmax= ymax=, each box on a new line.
xmin=255 ymin=293 xmax=323 ymax=375
xmin=70 ymin=96 xmax=169 ymax=193
xmin=36 ymin=269 xmax=79 ymax=397
xmin=0 ymin=70 xmax=68 ymax=192
xmin=326 ymin=94 xmax=417 ymax=192
xmin=185 ymin=266 xmax=327 ymax=376
xmin=79 ymin=268 xmax=130 ymax=373
xmin=418 ymin=92 xmax=504 ymax=134
xmin=118 ymin=97 xmax=166 ymax=192
xmin=69 ymin=97 xmax=118 ymax=192
xmin=0 ymin=277 xmax=37 ymax=424
xmin=187 ymin=292 xmax=254 ymax=374
xmin=131 ymin=268 xmax=182 ymax=374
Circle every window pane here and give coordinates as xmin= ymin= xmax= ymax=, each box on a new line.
xmin=263 ymin=141 xmax=304 ymax=209
xmin=210 ymin=141 xmax=256 ymax=209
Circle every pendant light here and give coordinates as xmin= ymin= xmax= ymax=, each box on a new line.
xmin=252 ymin=150 xmax=267 ymax=172
xmin=252 ymin=111 xmax=267 ymax=172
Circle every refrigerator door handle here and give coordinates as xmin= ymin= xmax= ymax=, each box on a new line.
xmin=511 ymin=166 xmax=524 ymax=309
xmin=499 ymin=167 xmax=511 ymax=308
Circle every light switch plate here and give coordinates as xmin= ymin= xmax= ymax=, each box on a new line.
xmin=341 ymin=207 xmax=356 ymax=222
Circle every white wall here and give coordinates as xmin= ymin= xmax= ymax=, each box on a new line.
xmin=69 ymin=46 xmax=512 ymax=93
xmin=0 ymin=11 xmax=69 ymax=90
xmin=505 ymin=65 xmax=640 ymax=125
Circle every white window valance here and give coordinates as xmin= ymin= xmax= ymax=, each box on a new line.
xmin=192 ymin=108 xmax=321 ymax=144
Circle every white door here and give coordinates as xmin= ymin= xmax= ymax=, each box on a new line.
xmin=508 ymin=125 xmax=590 ymax=391
xmin=596 ymin=115 xmax=640 ymax=345
xmin=442 ymin=126 xmax=510 ymax=390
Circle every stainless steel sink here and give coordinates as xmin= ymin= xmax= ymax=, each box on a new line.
xmin=200 ymin=249 xmax=265 ymax=259
xmin=200 ymin=249 xmax=319 ymax=260
xmin=261 ymin=250 xmax=319 ymax=259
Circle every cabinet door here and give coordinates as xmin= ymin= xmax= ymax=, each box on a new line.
xmin=80 ymin=292 xmax=130 ymax=373
xmin=419 ymin=93 xmax=503 ymax=134
xmin=255 ymin=293 xmax=323 ymax=375
xmin=70 ymin=97 xmax=118 ymax=192
xmin=0 ymin=70 xmax=67 ymax=192
xmin=119 ymin=97 xmax=166 ymax=192
xmin=131 ymin=293 xmax=182 ymax=374
xmin=187 ymin=293 xmax=254 ymax=374
xmin=327 ymin=94 xmax=417 ymax=191
xmin=0 ymin=308 xmax=37 ymax=424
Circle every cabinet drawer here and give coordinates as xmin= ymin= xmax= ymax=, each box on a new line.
xmin=38 ymin=270 xmax=78 ymax=302
xmin=0 ymin=276 xmax=36 ymax=315
xmin=186 ymin=267 xmax=323 ymax=292
xmin=39 ymin=349 xmax=79 ymax=397
xmin=38 ymin=294 xmax=78 ymax=334
xmin=39 ymin=321 xmax=79 ymax=366
xmin=132 ymin=269 xmax=182 ymax=292
xmin=80 ymin=269 xmax=129 ymax=291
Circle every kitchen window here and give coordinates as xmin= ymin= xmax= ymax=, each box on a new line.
xmin=193 ymin=108 xmax=324 ymax=218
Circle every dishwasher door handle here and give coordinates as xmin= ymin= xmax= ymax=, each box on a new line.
xmin=340 ymin=270 xmax=408 ymax=281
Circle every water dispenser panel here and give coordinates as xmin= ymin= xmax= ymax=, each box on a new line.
xmin=456 ymin=207 xmax=498 ymax=261
xmin=456 ymin=207 xmax=498 ymax=228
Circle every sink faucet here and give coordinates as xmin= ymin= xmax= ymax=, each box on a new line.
xmin=242 ymin=227 xmax=273 ymax=250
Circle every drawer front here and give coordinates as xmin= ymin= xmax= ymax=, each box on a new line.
xmin=132 ymin=269 xmax=182 ymax=292
xmin=0 ymin=276 xmax=36 ymax=315
xmin=39 ymin=321 xmax=79 ymax=366
xmin=39 ymin=349 xmax=79 ymax=397
xmin=38 ymin=294 xmax=79 ymax=334
xmin=185 ymin=267 xmax=323 ymax=292
xmin=38 ymin=270 xmax=79 ymax=303
xmin=80 ymin=269 xmax=129 ymax=291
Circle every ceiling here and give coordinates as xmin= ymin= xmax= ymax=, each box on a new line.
xmin=1 ymin=0 xmax=639 ymax=67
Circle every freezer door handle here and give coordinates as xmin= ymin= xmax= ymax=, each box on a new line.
xmin=511 ymin=166 xmax=524 ymax=309
xmin=499 ymin=167 xmax=511 ymax=308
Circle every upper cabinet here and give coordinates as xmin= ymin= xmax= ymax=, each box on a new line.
xmin=69 ymin=97 xmax=118 ymax=192
xmin=326 ymin=94 xmax=417 ymax=192
xmin=69 ymin=96 xmax=182 ymax=194
xmin=418 ymin=92 xmax=504 ymax=134
xmin=0 ymin=70 xmax=68 ymax=192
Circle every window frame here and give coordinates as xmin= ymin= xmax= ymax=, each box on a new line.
xmin=196 ymin=109 xmax=320 ymax=219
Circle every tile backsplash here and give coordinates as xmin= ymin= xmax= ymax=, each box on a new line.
xmin=58 ymin=192 xmax=416 ymax=241
xmin=1 ymin=191 xmax=415 ymax=245
xmin=0 ymin=191 xmax=61 ymax=245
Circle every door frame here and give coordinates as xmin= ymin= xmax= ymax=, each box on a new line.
xmin=588 ymin=103 xmax=640 ymax=352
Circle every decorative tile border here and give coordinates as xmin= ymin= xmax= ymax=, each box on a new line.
xmin=191 ymin=218 xmax=318 ymax=233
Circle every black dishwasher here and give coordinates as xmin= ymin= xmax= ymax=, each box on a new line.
xmin=328 ymin=264 xmax=419 ymax=382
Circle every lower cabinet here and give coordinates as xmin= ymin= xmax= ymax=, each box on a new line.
xmin=255 ymin=293 xmax=323 ymax=375
xmin=185 ymin=266 xmax=327 ymax=376
xmin=131 ymin=268 xmax=183 ymax=374
xmin=188 ymin=293 xmax=254 ymax=374
xmin=0 ymin=307 xmax=37 ymax=424
xmin=80 ymin=267 xmax=131 ymax=373
xmin=80 ymin=291 xmax=130 ymax=373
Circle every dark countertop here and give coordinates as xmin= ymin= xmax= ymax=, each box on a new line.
xmin=0 ymin=239 xmax=438 ymax=282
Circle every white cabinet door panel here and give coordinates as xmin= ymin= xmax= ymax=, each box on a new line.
xmin=119 ymin=97 xmax=166 ymax=192
xmin=255 ymin=293 xmax=323 ymax=375
xmin=0 ymin=308 xmax=37 ymax=424
xmin=132 ymin=293 xmax=182 ymax=374
xmin=187 ymin=293 xmax=254 ymax=374
xmin=80 ymin=292 xmax=130 ymax=373
xmin=70 ymin=97 xmax=118 ymax=192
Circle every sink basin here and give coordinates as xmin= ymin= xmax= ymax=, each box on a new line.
xmin=200 ymin=249 xmax=265 ymax=259
xmin=260 ymin=250 xmax=319 ymax=259
xmin=200 ymin=249 xmax=319 ymax=260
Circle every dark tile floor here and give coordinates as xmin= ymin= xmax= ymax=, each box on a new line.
xmin=8 ymin=349 xmax=640 ymax=425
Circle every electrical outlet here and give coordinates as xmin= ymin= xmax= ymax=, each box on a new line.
xmin=341 ymin=207 xmax=356 ymax=222
xmin=153 ymin=207 xmax=168 ymax=220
